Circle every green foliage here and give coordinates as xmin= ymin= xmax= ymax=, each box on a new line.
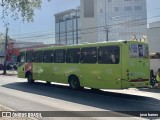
xmin=0 ymin=0 xmax=50 ymax=23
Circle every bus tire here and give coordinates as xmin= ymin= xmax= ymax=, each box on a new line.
xmin=69 ymin=76 xmax=80 ymax=90
xmin=27 ymin=73 xmax=34 ymax=84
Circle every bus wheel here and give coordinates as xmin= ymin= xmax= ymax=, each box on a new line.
xmin=27 ymin=73 xmax=34 ymax=84
xmin=69 ymin=76 xmax=80 ymax=90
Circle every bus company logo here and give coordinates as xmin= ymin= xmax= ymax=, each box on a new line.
xmin=2 ymin=112 xmax=11 ymax=117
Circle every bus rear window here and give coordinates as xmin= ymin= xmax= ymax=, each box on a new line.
xmin=129 ymin=44 xmax=148 ymax=58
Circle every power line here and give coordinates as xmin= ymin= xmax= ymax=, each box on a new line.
xmin=10 ymin=8 xmax=160 ymax=38
xmin=11 ymin=14 xmax=159 ymax=40
xmin=6 ymin=9 xmax=159 ymax=43
xmin=12 ymin=13 xmax=159 ymax=38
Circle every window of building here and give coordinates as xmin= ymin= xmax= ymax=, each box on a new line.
xmin=125 ymin=6 xmax=132 ymax=11
xmin=66 ymin=48 xmax=80 ymax=63
xmin=84 ymin=0 xmax=94 ymax=17
xmin=81 ymin=47 xmax=97 ymax=63
xmin=100 ymin=9 xmax=103 ymax=14
xmin=66 ymin=20 xmax=73 ymax=45
xmin=115 ymin=7 xmax=119 ymax=12
xmin=54 ymin=49 xmax=66 ymax=63
xmin=134 ymin=6 xmax=142 ymax=10
xmin=43 ymin=50 xmax=54 ymax=63
xmin=55 ymin=23 xmax=60 ymax=44
xmin=59 ymin=21 xmax=67 ymax=44
xmin=26 ymin=51 xmax=34 ymax=62
xmin=98 ymin=46 xmax=120 ymax=64
xmin=34 ymin=51 xmax=43 ymax=63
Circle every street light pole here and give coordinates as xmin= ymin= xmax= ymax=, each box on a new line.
xmin=104 ymin=0 xmax=109 ymax=42
xmin=106 ymin=27 xmax=108 ymax=42
xmin=3 ymin=27 xmax=8 ymax=75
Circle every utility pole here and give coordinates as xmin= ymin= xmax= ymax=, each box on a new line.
xmin=3 ymin=27 xmax=8 ymax=75
xmin=105 ymin=27 xmax=109 ymax=42
xmin=104 ymin=0 xmax=109 ymax=42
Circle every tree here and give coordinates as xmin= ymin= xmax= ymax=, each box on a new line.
xmin=0 ymin=0 xmax=50 ymax=74
xmin=0 ymin=0 xmax=50 ymax=23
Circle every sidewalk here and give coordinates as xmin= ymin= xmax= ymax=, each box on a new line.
xmin=0 ymin=70 xmax=17 ymax=76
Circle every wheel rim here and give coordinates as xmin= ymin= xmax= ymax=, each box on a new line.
xmin=28 ymin=75 xmax=32 ymax=81
xmin=71 ymin=80 xmax=77 ymax=88
xmin=27 ymin=74 xmax=33 ymax=83
xmin=70 ymin=78 xmax=79 ymax=89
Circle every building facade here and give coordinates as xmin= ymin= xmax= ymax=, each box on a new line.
xmin=80 ymin=0 xmax=147 ymax=43
xmin=55 ymin=9 xmax=81 ymax=45
xmin=148 ymin=21 xmax=160 ymax=74
xmin=148 ymin=21 xmax=160 ymax=53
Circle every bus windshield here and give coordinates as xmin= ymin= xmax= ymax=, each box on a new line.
xmin=129 ymin=44 xmax=149 ymax=58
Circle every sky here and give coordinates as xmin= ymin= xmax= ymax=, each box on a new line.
xmin=0 ymin=0 xmax=160 ymax=44
xmin=0 ymin=0 xmax=80 ymax=44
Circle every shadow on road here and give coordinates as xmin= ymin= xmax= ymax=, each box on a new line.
xmin=2 ymin=81 xmax=160 ymax=117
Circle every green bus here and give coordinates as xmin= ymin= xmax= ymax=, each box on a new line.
xmin=17 ymin=40 xmax=150 ymax=89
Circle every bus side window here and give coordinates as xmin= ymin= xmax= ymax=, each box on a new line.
xmin=43 ymin=50 xmax=54 ymax=63
xmin=54 ymin=49 xmax=66 ymax=63
xmin=115 ymin=54 xmax=119 ymax=64
xmin=98 ymin=46 xmax=120 ymax=64
xmin=26 ymin=51 xmax=34 ymax=63
xmin=66 ymin=48 xmax=80 ymax=63
xmin=81 ymin=47 xmax=97 ymax=64
xmin=98 ymin=47 xmax=111 ymax=64
xmin=18 ymin=52 xmax=25 ymax=63
xmin=21 ymin=56 xmax=25 ymax=63
xmin=34 ymin=51 xmax=43 ymax=63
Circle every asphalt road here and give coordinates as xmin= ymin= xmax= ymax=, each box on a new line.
xmin=0 ymin=75 xmax=160 ymax=120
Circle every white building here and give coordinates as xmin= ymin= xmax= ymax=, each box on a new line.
xmin=148 ymin=21 xmax=160 ymax=53
xmin=148 ymin=21 xmax=160 ymax=74
xmin=80 ymin=0 xmax=147 ymax=43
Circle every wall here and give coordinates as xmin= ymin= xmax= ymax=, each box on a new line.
xmin=148 ymin=21 xmax=160 ymax=73
xmin=148 ymin=21 xmax=160 ymax=53
xmin=80 ymin=0 xmax=98 ymax=43
xmin=80 ymin=0 xmax=147 ymax=42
